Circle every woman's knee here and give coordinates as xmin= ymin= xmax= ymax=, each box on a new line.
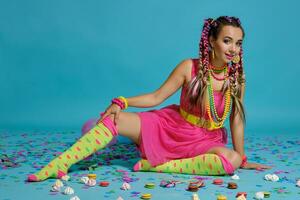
xmin=114 ymin=112 xmax=142 ymax=144
xmin=208 ymin=147 xmax=242 ymax=169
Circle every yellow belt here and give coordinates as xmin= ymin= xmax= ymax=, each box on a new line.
xmin=179 ymin=108 xmax=223 ymax=131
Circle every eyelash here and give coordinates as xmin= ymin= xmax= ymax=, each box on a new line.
xmin=223 ymin=40 xmax=242 ymax=47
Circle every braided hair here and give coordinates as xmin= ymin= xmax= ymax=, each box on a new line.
xmin=186 ymin=16 xmax=246 ymax=123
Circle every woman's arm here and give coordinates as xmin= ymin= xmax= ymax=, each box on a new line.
xmin=99 ymin=59 xmax=192 ymax=122
xmin=229 ymin=84 xmax=245 ymax=157
xmin=126 ymin=59 xmax=192 ymax=108
xmin=230 ymin=84 xmax=271 ymax=169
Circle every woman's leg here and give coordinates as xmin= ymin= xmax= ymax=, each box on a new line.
xmin=133 ymin=147 xmax=242 ymax=176
xmin=133 ymin=154 xmax=227 ymax=175
xmin=206 ymin=147 xmax=242 ymax=171
xmin=113 ymin=112 xmax=141 ymax=145
xmin=28 ymin=111 xmax=141 ymax=182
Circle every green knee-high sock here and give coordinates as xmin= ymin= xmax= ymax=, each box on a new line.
xmin=133 ymin=154 xmax=226 ymax=176
xmin=28 ymin=122 xmax=115 ymax=181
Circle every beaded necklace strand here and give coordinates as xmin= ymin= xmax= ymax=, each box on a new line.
xmin=206 ymin=70 xmax=232 ymax=128
xmin=209 ymin=63 xmax=228 ymax=80
xmin=209 ymin=66 xmax=228 ymax=81
xmin=210 ymin=63 xmax=227 ymax=73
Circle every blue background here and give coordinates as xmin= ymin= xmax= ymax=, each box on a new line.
xmin=0 ymin=0 xmax=299 ymax=134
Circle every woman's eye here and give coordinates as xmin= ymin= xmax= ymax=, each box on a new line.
xmin=237 ymin=42 xmax=242 ymax=47
xmin=223 ymin=39 xmax=230 ymax=44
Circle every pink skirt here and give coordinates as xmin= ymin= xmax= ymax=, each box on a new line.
xmin=137 ymin=104 xmax=228 ymax=166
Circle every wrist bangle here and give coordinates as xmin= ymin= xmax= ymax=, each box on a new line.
xmin=111 ymin=98 xmax=125 ymax=109
xmin=117 ymin=96 xmax=128 ymax=109
xmin=241 ymin=155 xmax=247 ymax=167
xmin=111 ymin=96 xmax=128 ymax=110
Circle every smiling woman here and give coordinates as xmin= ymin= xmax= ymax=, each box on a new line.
xmin=27 ymin=16 xmax=271 ymax=182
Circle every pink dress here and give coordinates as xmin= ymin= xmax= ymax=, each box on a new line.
xmin=137 ymin=59 xmax=229 ymax=167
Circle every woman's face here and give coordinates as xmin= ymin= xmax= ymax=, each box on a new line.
xmin=210 ymin=25 xmax=243 ymax=66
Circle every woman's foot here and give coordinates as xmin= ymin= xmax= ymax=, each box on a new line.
xmin=133 ymin=159 xmax=152 ymax=172
xmin=27 ymin=165 xmax=67 ymax=182
xmin=133 ymin=160 xmax=142 ymax=172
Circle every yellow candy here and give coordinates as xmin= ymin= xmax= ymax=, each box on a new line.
xmin=144 ymin=183 xmax=155 ymax=189
xmin=141 ymin=193 xmax=152 ymax=199
xmin=87 ymin=174 xmax=97 ymax=180
xmin=264 ymin=191 xmax=271 ymax=198
xmin=217 ymin=195 xmax=227 ymax=200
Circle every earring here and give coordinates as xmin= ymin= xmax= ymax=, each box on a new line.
xmin=211 ymin=49 xmax=215 ymax=60
xmin=232 ymin=54 xmax=240 ymax=64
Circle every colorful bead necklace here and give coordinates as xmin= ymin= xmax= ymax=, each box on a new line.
xmin=210 ymin=63 xmax=227 ymax=73
xmin=205 ymin=71 xmax=232 ymax=128
xmin=209 ymin=67 xmax=228 ymax=81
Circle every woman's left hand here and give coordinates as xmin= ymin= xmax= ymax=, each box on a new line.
xmin=241 ymin=162 xmax=272 ymax=170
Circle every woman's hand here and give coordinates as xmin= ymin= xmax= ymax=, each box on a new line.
xmin=98 ymin=104 xmax=121 ymax=124
xmin=241 ymin=162 xmax=272 ymax=170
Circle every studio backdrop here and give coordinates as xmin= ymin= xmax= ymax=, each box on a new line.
xmin=0 ymin=0 xmax=299 ymax=135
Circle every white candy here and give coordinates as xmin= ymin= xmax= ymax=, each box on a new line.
xmin=271 ymin=174 xmax=279 ymax=182
xmin=296 ymin=179 xmax=300 ymax=187
xmin=54 ymin=179 xmax=64 ymax=187
xmin=61 ymin=175 xmax=70 ymax=181
xmin=231 ymin=174 xmax=240 ymax=180
xmin=264 ymin=174 xmax=279 ymax=182
xmin=120 ymin=182 xmax=131 ymax=190
xmin=64 ymin=186 xmax=75 ymax=195
xmin=264 ymin=174 xmax=272 ymax=180
xmin=85 ymin=179 xmax=97 ymax=186
xmin=50 ymin=185 xmax=61 ymax=192
xmin=80 ymin=176 xmax=89 ymax=184
xmin=255 ymin=192 xmax=264 ymax=199
xmin=236 ymin=194 xmax=246 ymax=200
xmin=116 ymin=196 xmax=124 ymax=200
xmin=70 ymin=196 xmax=80 ymax=200
xmin=191 ymin=193 xmax=200 ymax=200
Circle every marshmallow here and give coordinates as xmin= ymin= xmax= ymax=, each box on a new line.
xmin=54 ymin=179 xmax=64 ymax=187
xmin=236 ymin=194 xmax=246 ymax=200
xmin=264 ymin=174 xmax=279 ymax=182
xmin=80 ymin=176 xmax=89 ymax=184
xmin=191 ymin=193 xmax=200 ymax=200
xmin=50 ymin=185 xmax=61 ymax=192
xmin=255 ymin=192 xmax=264 ymax=199
xmin=61 ymin=175 xmax=70 ymax=181
xmin=231 ymin=174 xmax=240 ymax=180
xmin=64 ymin=186 xmax=75 ymax=195
xmin=85 ymin=178 xmax=97 ymax=186
xmin=70 ymin=196 xmax=80 ymax=200
xmin=120 ymin=182 xmax=131 ymax=190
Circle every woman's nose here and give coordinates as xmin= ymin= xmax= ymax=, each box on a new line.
xmin=230 ymin=45 xmax=237 ymax=53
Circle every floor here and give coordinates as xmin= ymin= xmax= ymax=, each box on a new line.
xmin=0 ymin=130 xmax=299 ymax=200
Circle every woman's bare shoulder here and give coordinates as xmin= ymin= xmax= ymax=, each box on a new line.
xmin=177 ymin=58 xmax=194 ymax=84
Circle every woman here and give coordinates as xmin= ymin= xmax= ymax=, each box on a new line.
xmin=28 ymin=16 xmax=271 ymax=182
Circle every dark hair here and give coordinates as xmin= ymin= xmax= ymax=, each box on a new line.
xmin=186 ymin=16 xmax=246 ymax=124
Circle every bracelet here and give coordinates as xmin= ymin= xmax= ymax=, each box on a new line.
xmin=111 ymin=98 xmax=125 ymax=109
xmin=118 ymin=96 xmax=128 ymax=109
xmin=240 ymin=155 xmax=247 ymax=167
xmin=111 ymin=96 xmax=128 ymax=110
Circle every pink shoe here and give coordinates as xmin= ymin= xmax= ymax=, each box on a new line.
xmin=133 ymin=161 xmax=141 ymax=172
xmin=27 ymin=174 xmax=39 ymax=182
xmin=57 ymin=170 xmax=67 ymax=179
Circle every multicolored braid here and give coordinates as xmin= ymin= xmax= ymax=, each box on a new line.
xmin=187 ymin=18 xmax=213 ymax=117
xmin=229 ymin=44 xmax=246 ymax=121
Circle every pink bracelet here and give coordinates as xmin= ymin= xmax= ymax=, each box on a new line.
xmin=111 ymin=98 xmax=125 ymax=109
xmin=240 ymin=155 xmax=247 ymax=167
